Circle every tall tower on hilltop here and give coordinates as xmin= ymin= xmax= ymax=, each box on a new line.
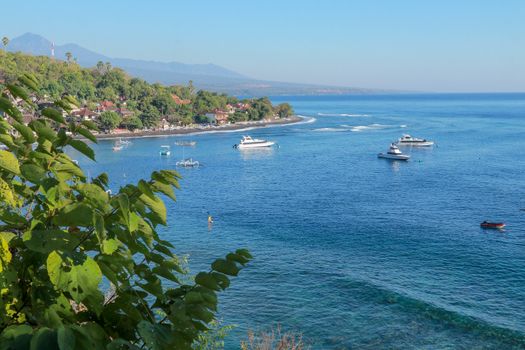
xmin=51 ymin=42 xmax=55 ymax=60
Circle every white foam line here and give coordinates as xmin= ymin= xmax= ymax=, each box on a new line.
xmin=168 ymin=116 xmax=316 ymax=137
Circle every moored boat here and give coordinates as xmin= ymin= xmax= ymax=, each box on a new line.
xmin=396 ymin=134 xmax=434 ymax=147
xmin=175 ymin=140 xmax=197 ymax=146
xmin=118 ymin=138 xmax=132 ymax=146
xmin=480 ymin=221 xmax=506 ymax=229
xmin=234 ymin=135 xmax=275 ymax=149
xmin=176 ymin=158 xmax=200 ymax=167
xmin=378 ymin=143 xmax=410 ymax=160
xmin=159 ymin=145 xmax=171 ymax=156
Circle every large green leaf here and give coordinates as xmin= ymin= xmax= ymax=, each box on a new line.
xmin=12 ymin=121 xmax=36 ymax=143
xmin=194 ymin=272 xmax=220 ymax=291
xmin=118 ymin=193 xmax=131 ymax=228
xmin=23 ymin=230 xmax=81 ymax=254
xmin=54 ymin=162 xmax=85 ymax=180
xmin=0 ymin=149 xmax=21 ymax=175
xmin=76 ymin=127 xmax=97 ymax=143
xmin=139 ymin=194 xmax=167 ymax=225
xmin=137 ymin=321 xmax=175 ymax=350
xmin=57 ymin=326 xmax=76 ymax=350
xmin=211 ymin=258 xmax=240 ymax=276
xmin=101 ymin=238 xmax=120 ymax=255
xmin=52 ymin=203 xmax=94 ymax=227
xmin=19 ymin=73 xmax=39 ymax=91
xmin=69 ymin=140 xmax=95 ymax=161
xmin=30 ymin=327 xmax=58 ymax=350
xmin=41 ymin=107 xmax=66 ymax=124
xmin=6 ymin=84 xmax=31 ymax=105
xmin=151 ymin=181 xmax=176 ymax=201
xmin=70 ymin=323 xmax=108 ymax=350
xmin=138 ymin=180 xmax=155 ymax=199
xmin=0 ymin=325 xmax=33 ymax=349
xmin=47 ymin=251 xmax=104 ymax=312
xmin=76 ymin=183 xmax=109 ymax=211
xmin=93 ymin=213 xmax=106 ymax=244
xmin=31 ymin=120 xmax=57 ymax=141
xmin=81 ymin=120 xmax=98 ymax=131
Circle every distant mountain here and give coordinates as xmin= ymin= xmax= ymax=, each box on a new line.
xmin=7 ymin=33 xmax=385 ymax=96
xmin=8 ymin=33 xmax=246 ymax=79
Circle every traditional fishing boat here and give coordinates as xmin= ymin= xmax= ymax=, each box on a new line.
xmin=480 ymin=221 xmax=506 ymax=229
xmin=176 ymin=158 xmax=200 ymax=167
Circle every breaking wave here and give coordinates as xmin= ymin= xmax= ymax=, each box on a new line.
xmin=313 ymin=127 xmax=348 ymax=132
xmin=347 ymin=124 xmax=407 ymax=132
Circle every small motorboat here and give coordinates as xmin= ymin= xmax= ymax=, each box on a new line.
xmin=118 ymin=138 xmax=132 ymax=146
xmin=176 ymin=158 xmax=200 ymax=167
xmin=112 ymin=144 xmax=123 ymax=152
xmin=234 ymin=135 xmax=275 ymax=149
xmin=378 ymin=143 xmax=410 ymax=161
xmin=480 ymin=221 xmax=506 ymax=230
xmin=396 ymin=134 xmax=434 ymax=147
xmin=159 ymin=145 xmax=171 ymax=156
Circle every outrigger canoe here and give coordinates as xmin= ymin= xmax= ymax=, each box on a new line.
xmin=480 ymin=222 xmax=506 ymax=229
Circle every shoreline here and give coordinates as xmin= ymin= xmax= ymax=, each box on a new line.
xmin=92 ymin=116 xmax=303 ymax=141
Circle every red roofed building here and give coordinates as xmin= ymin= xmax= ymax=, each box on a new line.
xmin=117 ymin=107 xmax=134 ymax=118
xmin=97 ymin=100 xmax=116 ymax=112
xmin=205 ymin=109 xmax=230 ymax=125
xmin=71 ymin=108 xmax=98 ymax=121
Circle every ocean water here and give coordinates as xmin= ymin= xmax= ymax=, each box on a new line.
xmin=75 ymin=93 xmax=525 ymax=349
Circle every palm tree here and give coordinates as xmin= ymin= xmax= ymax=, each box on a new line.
xmin=2 ymin=37 xmax=9 ymax=50
xmin=65 ymin=51 xmax=72 ymax=63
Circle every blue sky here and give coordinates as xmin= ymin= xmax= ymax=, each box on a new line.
xmin=2 ymin=0 xmax=524 ymax=92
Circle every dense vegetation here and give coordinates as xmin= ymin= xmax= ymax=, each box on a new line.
xmin=0 ymin=74 xmax=252 ymax=348
xmin=0 ymin=51 xmax=294 ymax=130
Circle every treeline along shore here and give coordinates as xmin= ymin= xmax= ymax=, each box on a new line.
xmin=0 ymin=50 xmax=295 ymax=134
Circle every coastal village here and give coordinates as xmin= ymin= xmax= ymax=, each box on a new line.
xmin=6 ymin=91 xmax=292 ymax=136
xmin=0 ymin=50 xmax=294 ymax=137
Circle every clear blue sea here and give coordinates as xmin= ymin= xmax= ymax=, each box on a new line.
xmin=75 ymin=93 xmax=525 ymax=349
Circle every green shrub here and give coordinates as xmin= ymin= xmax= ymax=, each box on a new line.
xmin=0 ymin=74 xmax=251 ymax=349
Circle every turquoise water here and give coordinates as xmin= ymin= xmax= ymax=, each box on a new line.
xmin=76 ymin=93 xmax=525 ymax=349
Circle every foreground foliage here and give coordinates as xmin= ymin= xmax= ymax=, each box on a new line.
xmin=0 ymin=74 xmax=251 ymax=349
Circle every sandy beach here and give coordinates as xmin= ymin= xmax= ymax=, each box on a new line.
xmin=92 ymin=116 xmax=302 ymax=140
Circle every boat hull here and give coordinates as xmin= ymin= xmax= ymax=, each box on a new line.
xmin=237 ymin=141 xmax=275 ymax=149
xmin=397 ymin=141 xmax=434 ymax=147
xmin=480 ymin=223 xmax=505 ymax=229
xmin=378 ymin=153 xmax=410 ymax=160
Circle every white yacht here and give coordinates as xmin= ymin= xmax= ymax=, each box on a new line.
xmin=234 ymin=136 xmax=275 ymax=149
xmin=175 ymin=140 xmax=197 ymax=147
xmin=396 ymin=134 xmax=434 ymax=147
xmin=378 ymin=143 xmax=410 ymax=161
